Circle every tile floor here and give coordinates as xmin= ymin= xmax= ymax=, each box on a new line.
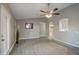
xmin=10 ymin=38 xmax=78 ymax=55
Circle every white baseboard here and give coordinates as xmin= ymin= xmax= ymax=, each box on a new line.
xmin=19 ymin=37 xmax=41 ymax=40
xmin=52 ymin=37 xmax=79 ymax=48
xmin=6 ymin=40 xmax=16 ymax=55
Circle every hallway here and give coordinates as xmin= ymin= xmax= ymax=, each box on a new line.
xmin=10 ymin=38 xmax=74 ymax=55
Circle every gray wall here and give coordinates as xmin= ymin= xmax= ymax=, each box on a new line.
xmin=50 ymin=4 xmax=79 ymax=47
xmin=16 ymin=18 xmax=48 ymax=40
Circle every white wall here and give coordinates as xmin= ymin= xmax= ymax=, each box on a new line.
xmin=6 ymin=5 xmax=16 ymax=54
xmin=16 ymin=19 xmax=47 ymax=40
xmin=39 ymin=22 xmax=47 ymax=37
xmin=49 ymin=4 xmax=79 ymax=48
xmin=9 ymin=15 xmax=16 ymax=53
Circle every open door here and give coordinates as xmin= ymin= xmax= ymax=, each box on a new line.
xmin=0 ymin=5 xmax=9 ymax=55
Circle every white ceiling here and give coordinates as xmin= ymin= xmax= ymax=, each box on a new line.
xmin=8 ymin=3 xmax=73 ymax=19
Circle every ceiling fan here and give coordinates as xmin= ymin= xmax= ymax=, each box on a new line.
xmin=40 ymin=3 xmax=60 ymax=18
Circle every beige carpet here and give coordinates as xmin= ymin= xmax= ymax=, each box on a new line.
xmin=10 ymin=38 xmax=74 ymax=55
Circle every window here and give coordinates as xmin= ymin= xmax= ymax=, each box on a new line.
xmin=25 ymin=23 xmax=33 ymax=29
xmin=59 ymin=18 xmax=68 ymax=32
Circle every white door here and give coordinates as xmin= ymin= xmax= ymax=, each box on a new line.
xmin=0 ymin=5 xmax=8 ymax=55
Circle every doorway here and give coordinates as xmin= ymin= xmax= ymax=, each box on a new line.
xmin=48 ymin=22 xmax=54 ymax=40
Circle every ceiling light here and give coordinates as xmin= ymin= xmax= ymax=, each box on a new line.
xmin=45 ymin=14 xmax=52 ymax=18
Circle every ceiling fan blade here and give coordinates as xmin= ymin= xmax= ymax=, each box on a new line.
xmin=40 ymin=10 xmax=47 ymax=13
xmin=53 ymin=13 xmax=60 ymax=15
xmin=53 ymin=8 xmax=58 ymax=11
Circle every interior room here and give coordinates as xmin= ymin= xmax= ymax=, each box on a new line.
xmin=0 ymin=3 xmax=79 ymax=55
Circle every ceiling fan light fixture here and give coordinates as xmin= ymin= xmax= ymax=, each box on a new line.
xmin=45 ymin=14 xmax=52 ymax=18
xmin=50 ymin=10 xmax=53 ymax=13
xmin=40 ymin=3 xmax=60 ymax=18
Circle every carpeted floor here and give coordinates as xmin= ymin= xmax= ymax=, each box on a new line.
xmin=10 ymin=38 xmax=76 ymax=55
